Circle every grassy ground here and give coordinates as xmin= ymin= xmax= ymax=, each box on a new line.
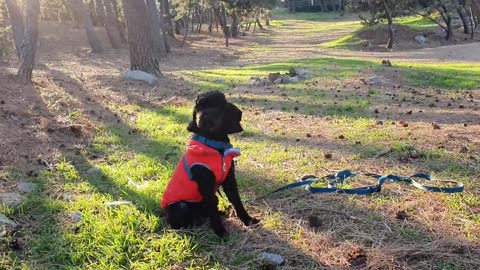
xmin=1 ymin=9 xmax=480 ymax=270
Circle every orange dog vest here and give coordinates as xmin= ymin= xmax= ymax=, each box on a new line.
xmin=161 ymin=137 xmax=241 ymax=209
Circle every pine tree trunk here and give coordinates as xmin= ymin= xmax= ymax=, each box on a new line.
xmin=145 ymin=0 xmax=166 ymax=56
xmin=5 ymin=0 xmax=25 ymax=58
xmin=161 ymin=0 xmax=174 ymax=37
xmin=110 ymin=0 xmax=127 ymax=42
xmin=69 ymin=0 xmax=104 ymax=52
xmin=17 ymin=0 xmax=40 ymax=84
xmin=457 ymin=7 xmax=471 ymax=34
xmin=383 ymin=0 xmax=394 ymax=49
xmin=175 ymin=19 xmax=181 ymax=35
xmin=104 ymin=0 xmax=121 ymax=48
xmin=256 ymin=18 xmax=264 ymax=30
xmin=122 ymin=0 xmax=160 ymax=75
xmin=95 ymin=0 xmax=105 ymax=26
xmin=208 ymin=8 xmax=213 ymax=33
xmin=231 ymin=13 xmax=239 ymax=38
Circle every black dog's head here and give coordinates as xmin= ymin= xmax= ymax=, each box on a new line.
xmin=187 ymin=91 xmax=243 ymax=140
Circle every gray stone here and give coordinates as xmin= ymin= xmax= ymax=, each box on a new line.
xmin=281 ymin=75 xmax=290 ymax=83
xmin=86 ymin=167 xmax=102 ymax=176
xmin=0 ymin=213 xmax=16 ymax=228
xmin=214 ymin=78 xmax=225 ymax=83
xmin=16 ymin=182 xmax=38 ymax=193
xmin=290 ymin=76 xmax=299 ymax=83
xmin=261 ymin=252 xmax=285 ymax=266
xmin=71 ymin=211 xmax=83 ymax=223
xmin=368 ymin=75 xmax=385 ymax=88
xmin=105 ymin=201 xmax=133 ymax=207
xmin=415 ymin=35 xmax=427 ymax=45
xmin=0 ymin=193 xmax=23 ymax=208
xmin=124 ymin=70 xmax=158 ymax=85
xmin=273 ymin=78 xmax=282 ymax=84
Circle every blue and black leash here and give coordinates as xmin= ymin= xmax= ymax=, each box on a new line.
xmin=243 ymin=170 xmax=464 ymax=203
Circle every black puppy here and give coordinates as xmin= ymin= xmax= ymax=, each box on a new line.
xmin=161 ymin=91 xmax=259 ymax=237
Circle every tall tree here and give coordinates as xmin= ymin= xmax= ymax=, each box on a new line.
xmin=110 ymin=0 xmax=127 ymax=42
xmin=18 ymin=0 xmax=40 ymax=84
xmin=5 ymin=0 xmax=24 ymax=58
xmin=104 ymin=0 xmax=121 ymax=48
xmin=145 ymin=0 xmax=167 ymax=56
xmin=161 ymin=0 xmax=174 ymax=36
xmin=95 ymin=0 xmax=106 ymax=26
xmin=68 ymin=0 xmax=104 ymax=52
xmin=122 ymin=0 xmax=161 ymax=75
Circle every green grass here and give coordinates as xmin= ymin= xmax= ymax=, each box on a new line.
xmin=395 ymin=15 xmax=437 ymax=31
xmin=397 ymin=62 xmax=480 ymax=90
xmin=321 ymin=33 xmax=362 ymax=49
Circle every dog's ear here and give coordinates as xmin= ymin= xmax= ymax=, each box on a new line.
xmin=222 ymin=103 xmax=243 ymax=134
xmin=187 ymin=109 xmax=200 ymax=133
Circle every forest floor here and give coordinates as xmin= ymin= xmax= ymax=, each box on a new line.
xmin=1 ymin=9 xmax=480 ymax=270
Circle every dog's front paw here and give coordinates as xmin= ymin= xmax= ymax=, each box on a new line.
xmin=242 ymin=216 xmax=260 ymax=227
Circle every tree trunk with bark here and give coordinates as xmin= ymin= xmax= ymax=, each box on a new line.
xmin=145 ymin=0 xmax=166 ymax=56
xmin=122 ymin=0 xmax=160 ymax=75
xmin=110 ymin=0 xmax=127 ymax=42
xmin=5 ymin=0 xmax=25 ymax=58
xmin=104 ymin=0 xmax=121 ymax=48
xmin=231 ymin=13 xmax=239 ymax=38
xmin=457 ymin=7 xmax=471 ymax=34
xmin=383 ymin=0 xmax=394 ymax=49
xmin=95 ymin=0 xmax=105 ymax=26
xmin=18 ymin=0 xmax=40 ymax=84
xmin=208 ymin=8 xmax=213 ymax=32
xmin=161 ymin=0 xmax=174 ymax=37
xmin=69 ymin=0 xmax=104 ymax=52
xmin=256 ymin=18 xmax=264 ymax=30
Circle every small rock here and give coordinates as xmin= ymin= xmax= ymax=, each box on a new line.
xmin=338 ymin=135 xmax=345 ymax=140
xmin=0 ymin=213 xmax=16 ymax=228
xmin=289 ymin=76 xmax=299 ymax=83
xmin=281 ymin=75 xmax=290 ymax=84
xmin=105 ymin=201 xmax=133 ymax=207
xmin=306 ymin=133 xmax=312 ymax=138
xmin=399 ymin=121 xmax=409 ymax=127
xmin=16 ymin=182 xmax=38 ymax=193
xmin=376 ymin=120 xmax=384 ymax=125
xmin=415 ymin=35 xmax=427 ymax=45
xmin=261 ymin=252 xmax=285 ymax=266
xmin=0 ymin=193 xmax=23 ymax=208
xmin=214 ymin=78 xmax=225 ymax=83
xmin=432 ymin=123 xmax=441 ymax=130
xmin=324 ymin=153 xmax=333 ymax=159
xmin=368 ymin=75 xmax=384 ymax=88
xmin=71 ymin=211 xmax=83 ymax=223
xmin=86 ymin=167 xmax=102 ymax=176
xmin=273 ymin=78 xmax=282 ymax=84
xmin=463 ymin=123 xmax=468 ymax=127
xmin=123 ymin=70 xmax=158 ymax=85
xmin=267 ymin=72 xmax=281 ymax=83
